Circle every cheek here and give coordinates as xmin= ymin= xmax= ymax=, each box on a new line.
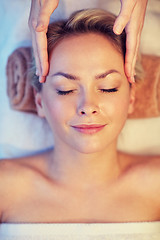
xmin=42 ymin=96 xmax=75 ymax=127
xmin=116 ymin=94 xmax=131 ymax=122
xmin=102 ymin=91 xmax=130 ymax=121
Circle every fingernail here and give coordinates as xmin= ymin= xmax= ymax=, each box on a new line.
xmin=39 ymin=76 xmax=46 ymax=83
xmin=36 ymin=69 xmax=39 ymax=76
xmin=39 ymin=76 xmax=43 ymax=83
xmin=125 ymin=65 xmax=131 ymax=79
xmin=114 ymin=24 xmax=122 ymax=35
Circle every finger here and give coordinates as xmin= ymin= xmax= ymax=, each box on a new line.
xmin=36 ymin=0 xmax=59 ymax=31
xmin=130 ymin=3 xmax=147 ymax=77
xmin=131 ymin=29 xmax=142 ymax=80
xmin=36 ymin=31 xmax=49 ymax=81
xmin=125 ymin=8 xmax=144 ymax=80
xmin=113 ymin=0 xmax=136 ymax=35
xmin=31 ymin=28 xmax=42 ymax=77
xmin=125 ymin=23 xmax=139 ymax=81
xmin=39 ymin=76 xmax=46 ymax=83
xmin=28 ymin=0 xmax=42 ymax=75
xmin=30 ymin=26 xmax=48 ymax=80
xmin=28 ymin=0 xmax=51 ymax=81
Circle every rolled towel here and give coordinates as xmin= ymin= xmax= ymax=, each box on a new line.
xmin=6 ymin=47 xmax=37 ymax=113
xmin=129 ymin=54 xmax=160 ymax=118
xmin=6 ymin=47 xmax=160 ymax=118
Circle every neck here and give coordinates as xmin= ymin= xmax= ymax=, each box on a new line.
xmin=47 ymin=142 xmax=121 ymax=191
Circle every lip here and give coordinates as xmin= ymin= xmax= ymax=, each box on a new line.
xmin=71 ymin=124 xmax=106 ymax=134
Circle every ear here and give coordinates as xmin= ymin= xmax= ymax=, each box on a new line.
xmin=34 ymin=91 xmax=45 ymax=118
xmin=128 ymin=83 xmax=135 ymax=114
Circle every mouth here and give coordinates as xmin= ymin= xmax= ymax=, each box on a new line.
xmin=71 ymin=124 xmax=106 ymax=135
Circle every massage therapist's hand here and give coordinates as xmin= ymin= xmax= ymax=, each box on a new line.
xmin=113 ymin=0 xmax=148 ymax=82
xmin=28 ymin=0 xmax=59 ymax=83
xmin=28 ymin=0 xmax=148 ymax=83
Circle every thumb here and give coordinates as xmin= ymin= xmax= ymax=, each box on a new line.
xmin=113 ymin=0 xmax=136 ymax=35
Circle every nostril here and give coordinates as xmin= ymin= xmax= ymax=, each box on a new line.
xmin=92 ymin=110 xmax=97 ymax=114
xmin=81 ymin=110 xmax=85 ymax=115
xmin=79 ymin=109 xmax=97 ymax=115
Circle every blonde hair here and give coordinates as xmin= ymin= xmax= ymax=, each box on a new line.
xmin=32 ymin=8 xmax=141 ymax=91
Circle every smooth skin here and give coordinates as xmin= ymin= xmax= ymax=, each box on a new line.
xmin=28 ymin=0 xmax=148 ymax=83
xmin=0 ymin=33 xmax=160 ymax=223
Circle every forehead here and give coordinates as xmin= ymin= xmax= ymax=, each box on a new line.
xmin=48 ymin=33 xmax=124 ymax=75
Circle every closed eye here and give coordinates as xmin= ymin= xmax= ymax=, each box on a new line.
xmin=56 ymin=90 xmax=74 ymax=95
xmin=100 ymin=88 xmax=118 ymax=93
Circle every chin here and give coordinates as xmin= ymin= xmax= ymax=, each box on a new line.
xmin=71 ymin=141 xmax=112 ymax=154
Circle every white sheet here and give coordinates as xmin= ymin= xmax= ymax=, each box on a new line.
xmin=0 ymin=0 xmax=160 ymax=158
xmin=1 ymin=222 xmax=160 ymax=240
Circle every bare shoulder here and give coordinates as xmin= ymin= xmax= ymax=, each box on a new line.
xmin=119 ymin=151 xmax=160 ymax=198
xmin=0 ymin=149 xmax=51 ymax=176
xmin=134 ymin=155 xmax=160 ymax=212
xmin=0 ymin=152 xmax=49 ymax=188
xmin=0 ymin=159 xmax=23 ymax=220
xmin=0 ymin=158 xmax=34 ymax=205
xmin=0 ymin=158 xmax=26 ymax=188
xmin=119 ymin=151 xmax=160 ymax=171
xmin=0 ymin=153 xmax=49 ymax=221
xmin=138 ymin=154 xmax=160 ymax=191
xmin=129 ymin=154 xmax=160 ymax=178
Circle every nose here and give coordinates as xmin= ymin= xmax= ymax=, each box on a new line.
xmin=77 ymin=91 xmax=99 ymax=116
xmin=78 ymin=107 xmax=98 ymax=116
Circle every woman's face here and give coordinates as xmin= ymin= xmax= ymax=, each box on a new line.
xmin=36 ymin=33 xmax=134 ymax=153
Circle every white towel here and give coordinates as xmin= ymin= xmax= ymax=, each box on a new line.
xmin=0 ymin=222 xmax=160 ymax=240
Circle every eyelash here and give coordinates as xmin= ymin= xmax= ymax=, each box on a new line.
xmin=56 ymin=90 xmax=74 ymax=95
xmin=56 ymin=88 xmax=118 ymax=96
xmin=100 ymin=88 xmax=118 ymax=93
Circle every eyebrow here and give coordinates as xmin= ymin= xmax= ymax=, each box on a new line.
xmin=95 ymin=69 xmax=121 ymax=79
xmin=51 ymin=69 xmax=121 ymax=81
xmin=51 ymin=72 xmax=80 ymax=80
